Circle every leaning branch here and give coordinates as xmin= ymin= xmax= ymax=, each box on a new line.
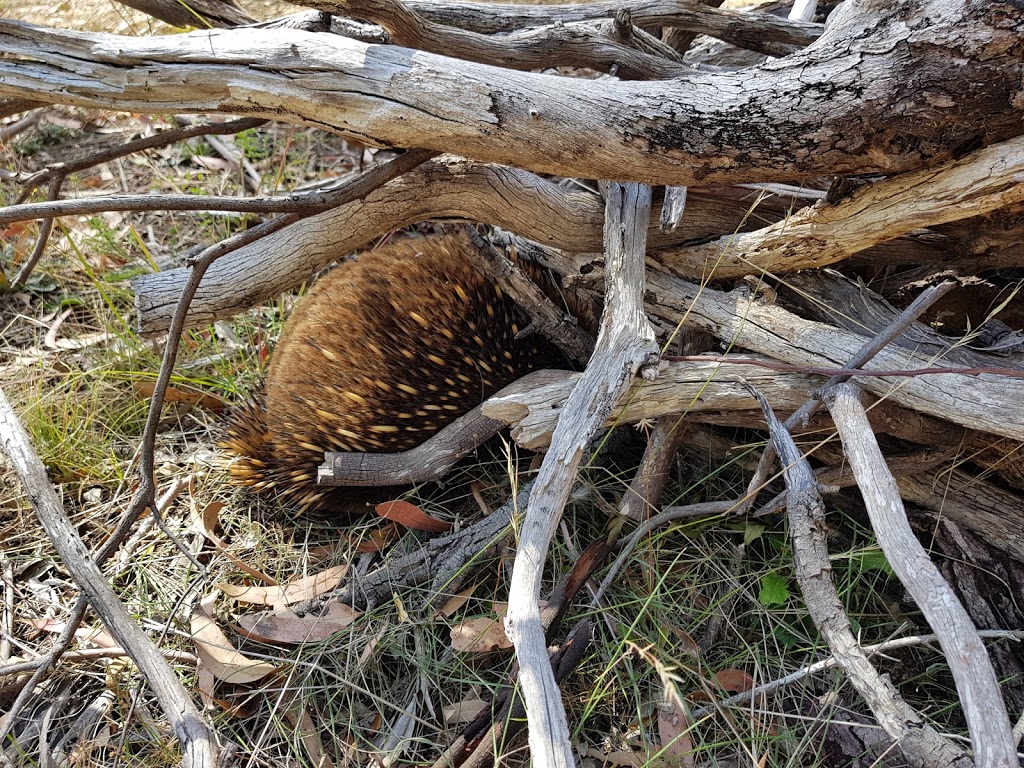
xmin=505 ymin=184 xmax=659 ymax=768
xmin=824 ymin=383 xmax=1017 ymax=767
xmin=0 ymin=388 xmax=223 ymax=768
xmin=654 ymin=135 xmax=1024 ymax=280
xmin=747 ymin=383 xmax=973 ymax=768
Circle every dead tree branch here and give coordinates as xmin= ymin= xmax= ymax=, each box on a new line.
xmin=823 ymin=383 xmax=1017 ymax=767
xmin=0 ymin=1 xmax=1019 ymax=184
xmin=747 ymin=382 xmax=974 ymax=768
xmin=654 ymin=136 xmax=1024 ymax=280
xmin=505 ymin=183 xmax=659 ymax=768
xmin=0 ymin=387 xmax=227 ymax=768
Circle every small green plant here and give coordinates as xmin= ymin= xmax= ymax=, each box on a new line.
xmin=759 ymin=571 xmax=791 ymax=606
xmin=13 ymin=123 xmax=74 ymax=156
xmin=235 ymin=128 xmax=272 ymax=161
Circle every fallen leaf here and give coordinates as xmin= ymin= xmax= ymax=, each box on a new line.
xmin=197 ymin=660 xmax=217 ymax=710
xmin=669 ymin=628 xmax=700 ymax=658
xmin=579 ymin=747 xmax=645 ymax=767
xmin=216 ymin=564 xmax=348 ymax=607
xmin=715 ymin=668 xmax=755 ymax=693
xmin=355 ymin=522 xmax=400 ymax=552
xmin=442 ymin=693 xmax=489 ymax=725
xmin=283 ymin=698 xmax=337 ymax=768
xmin=375 ymin=500 xmax=452 ymax=532
xmin=657 ymin=699 xmax=696 ymax=768
xmin=450 ymin=615 xmax=513 ymax=653
xmin=134 ymin=380 xmax=226 ymax=412
xmin=435 ymin=583 xmax=480 ymax=619
xmin=190 ymin=595 xmax=277 ymax=684
xmin=236 ymin=602 xmax=361 ymax=644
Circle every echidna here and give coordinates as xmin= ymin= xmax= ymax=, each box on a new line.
xmin=218 ymin=231 xmax=572 ymax=514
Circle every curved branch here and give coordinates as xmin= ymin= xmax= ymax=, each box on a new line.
xmin=305 ymin=0 xmax=696 ymax=79
xmin=0 ymin=0 xmax=1019 ymax=185
xmin=130 ymin=159 xmax=794 ymax=334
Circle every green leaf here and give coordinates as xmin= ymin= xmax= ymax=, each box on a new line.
xmin=742 ymin=521 xmax=766 ymax=546
xmin=759 ymin=572 xmax=790 ymax=606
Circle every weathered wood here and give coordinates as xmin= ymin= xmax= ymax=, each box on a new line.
xmin=306 ymin=0 xmax=697 ymax=79
xmin=482 ymin=359 xmax=821 ymax=449
xmin=114 ymin=0 xmax=254 ymax=27
xmin=0 ymin=0 xmax=1020 ymax=184
xmin=653 ymin=136 xmax=1024 ymax=280
xmin=750 ymin=383 xmax=973 ymax=768
xmin=825 ymin=383 xmax=1016 ymax=767
xmin=505 ymin=183 xmax=659 ymax=768
xmin=318 ymin=370 xmax=566 ymax=486
xmin=0 ymin=387 xmax=224 ymax=768
xmin=644 ymin=272 xmax=1024 ymax=441
xmin=130 ymin=160 xmax=798 ymax=335
xmin=402 ymin=0 xmax=819 ymax=47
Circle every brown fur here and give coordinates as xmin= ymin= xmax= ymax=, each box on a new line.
xmin=219 ymin=232 xmax=563 ymax=514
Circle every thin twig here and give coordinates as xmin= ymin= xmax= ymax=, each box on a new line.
xmin=0 ymin=108 xmax=42 ymax=141
xmin=591 ymin=499 xmax=734 ymax=607
xmin=690 ymin=629 xmax=1024 ymax=719
xmin=13 ymin=116 xmax=267 ymax=194
xmin=0 ymin=479 xmax=187 ymax=745
xmin=0 ymin=180 xmax=427 ymax=226
xmin=13 ymin=175 xmax=63 ymax=286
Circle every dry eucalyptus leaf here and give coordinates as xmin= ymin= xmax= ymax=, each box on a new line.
xmin=656 ymin=699 xmax=695 ymax=767
xmin=216 ymin=564 xmax=348 ymax=607
xmin=236 ymin=602 xmax=361 ymax=644
xmin=450 ymin=615 xmax=513 ymax=653
xmin=190 ymin=595 xmax=277 ymax=684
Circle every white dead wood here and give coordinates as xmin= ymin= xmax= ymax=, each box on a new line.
xmin=654 ymin=135 xmax=1024 ymax=280
xmin=644 ymin=272 xmax=1024 ymax=441
xmin=824 ymin=383 xmax=1017 ymax=767
xmin=130 ymin=159 xmax=789 ymax=334
xmin=504 ymin=183 xmax=659 ymax=768
xmin=747 ymin=383 xmax=975 ymax=768
xmin=305 ymin=0 xmax=696 ymax=79
xmin=482 ymin=358 xmax=821 ymax=449
xmin=0 ymin=0 xmax=1019 ymax=185
xmin=402 ymin=0 xmax=821 ymax=47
